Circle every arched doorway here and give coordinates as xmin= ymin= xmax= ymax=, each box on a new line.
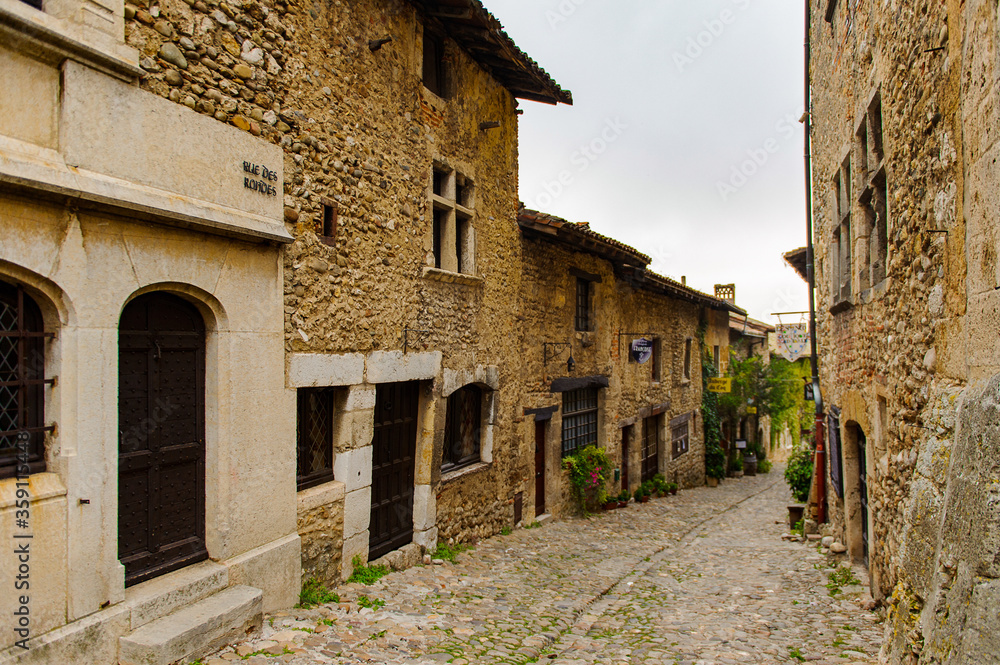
xmin=118 ymin=292 xmax=207 ymax=586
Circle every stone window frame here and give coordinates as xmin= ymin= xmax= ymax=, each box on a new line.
xmin=18 ymin=0 xmax=42 ymax=10
xmin=561 ymin=387 xmax=599 ymax=457
xmin=682 ymin=338 xmax=693 ymax=382
xmin=428 ymin=162 xmax=476 ymax=276
xmin=441 ymin=384 xmax=486 ymax=472
xmin=855 ymin=89 xmax=889 ymax=293
xmin=296 ymin=386 xmax=345 ymax=491
xmin=319 ymin=196 xmax=338 ymax=247
xmin=831 ymin=154 xmax=853 ymax=310
xmin=670 ymin=412 xmax=691 ymax=460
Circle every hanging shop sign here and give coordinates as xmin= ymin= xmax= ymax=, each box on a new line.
xmin=706 ymin=377 xmax=732 ymax=393
xmin=630 ymin=338 xmax=653 ymax=364
xmin=735 ymin=439 xmax=747 ymax=449
xmin=746 ymin=406 xmax=758 ymax=414
xmin=776 ymin=322 xmax=809 ymax=362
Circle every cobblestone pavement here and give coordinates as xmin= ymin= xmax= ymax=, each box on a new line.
xmin=206 ymin=469 xmax=882 ymax=665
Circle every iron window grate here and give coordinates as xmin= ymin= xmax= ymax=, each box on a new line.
xmin=296 ymin=388 xmax=335 ymax=491
xmin=561 ymin=387 xmax=598 ymax=457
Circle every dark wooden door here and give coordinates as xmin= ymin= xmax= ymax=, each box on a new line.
xmin=641 ymin=416 xmax=659 ymax=483
xmin=118 ymin=292 xmax=207 ymax=587
xmin=534 ymin=420 xmax=546 ymax=516
xmin=621 ymin=425 xmax=631 ymax=491
xmin=369 ymin=382 xmax=419 ymax=560
xmin=857 ymin=428 xmax=869 ymax=566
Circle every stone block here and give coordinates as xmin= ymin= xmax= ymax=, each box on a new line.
xmin=222 ymin=535 xmax=300 ymax=613
xmin=287 ymin=353 xmax=365 ymax=388
xmin=412 ymin=484 xmax=436 ymax=531
xmin=342 ymin=531 xmax=370 ymax=579
xmin=119 ymin=586 xmax=262 ymax=665
xmin=365 ymin=350 xmax=441 ymax=384
xmin=345 ymin=384 xmax=377 ymax=411
xmin=333 ymin=446 xmax=372 ymax=493
xmin=413 ymin=527 xmax=438 ymax=551
xmin=124 ymin=560 xmax=229 ymax=628
xmin=343 ymin=487 xmax=372 ymax=539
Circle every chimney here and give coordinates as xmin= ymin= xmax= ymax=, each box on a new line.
xmin=714 ymin=283 xmax=736 ymax=305
xmin=681 ymin=276 xmax=687 ymax=286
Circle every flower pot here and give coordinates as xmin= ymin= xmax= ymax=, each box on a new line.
xmin=707 ymin=477 xmax=719 ymax=487
xmin=619 ymin=501 xmax=629 ymax=508
xmin=669 ymin=488 xmax=678 ymax=496
xmin=640 ymin=495 xmax=650 ymax=503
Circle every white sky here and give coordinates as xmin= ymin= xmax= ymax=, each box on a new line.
xmin=487 ymin=0 xmax=811 ymax=324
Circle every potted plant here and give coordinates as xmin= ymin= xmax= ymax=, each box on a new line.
xmin=634 ymin=486 xmax=647 ymax=503
xmin=728 ymin=455 xmax=744 ymax=478
xmin=666 ymin=482 xmax=678 ymax=496
xmin=617 ymin=489 xmax=631 ymax=508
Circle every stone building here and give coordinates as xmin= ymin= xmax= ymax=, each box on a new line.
xmin=0 ymin=0 xmax=300 ymax=660
xmin=1 ymin=0 xmax=571 ymax=662
xmin=119 ymin=0 xmax=571 ymax=593
xmin=518 ymin=209 xmax=742 ymax=517
xmin=808 ymin=0 xmax=1000 ymax=661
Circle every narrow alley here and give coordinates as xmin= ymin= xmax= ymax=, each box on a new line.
xmin=207 ymin=471 xmax=881 ymax=665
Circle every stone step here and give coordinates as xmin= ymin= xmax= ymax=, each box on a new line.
xmin=125 ymin=560 xmax=230 ymax=629
xmin=119 ymin=585 xmax=262 ymax=665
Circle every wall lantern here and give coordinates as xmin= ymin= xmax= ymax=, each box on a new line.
xmin=369 ymin=36 xmax=393 ymax=51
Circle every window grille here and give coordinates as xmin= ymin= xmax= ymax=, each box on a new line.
xmin=641 ymin=415 xmax=660 ymax=482
xmin=561 ymin=388 xmax=598 ymax=457
xmin=296 ymin=388 xmax=335 ymax=491
xmin=0 ymin=282 xmax=53 ymax=478
xmin=443 ymin=385 xmax=483 ymax=470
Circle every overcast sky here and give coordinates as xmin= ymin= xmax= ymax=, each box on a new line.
xmin=487 ymin=1 xmax=810 ymax=324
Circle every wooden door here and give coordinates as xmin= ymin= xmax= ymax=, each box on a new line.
xmin=118 ymin=292 xmax=207 ymax=587
xmin=858 ymin=428 xmax=870 ymax=566
xmin=369 ymin=382 xmax=419 ymax=560
xmin=534 ymin=420 xmax=546 ymax=516
xmin=621 ymin=425 xmax=631 ymax=491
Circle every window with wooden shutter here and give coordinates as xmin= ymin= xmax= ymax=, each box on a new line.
xmin=442 ymin=385 xmax=483 ymax=471
xmin=641 ymin=415 xmax=660 ymax=482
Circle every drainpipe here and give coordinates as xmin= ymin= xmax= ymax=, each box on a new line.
xmin=804 ymin=0 xmax=826 ymax=523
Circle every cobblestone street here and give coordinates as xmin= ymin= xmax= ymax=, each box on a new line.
xmin=207 ymin=470 xmax=882 ymax=665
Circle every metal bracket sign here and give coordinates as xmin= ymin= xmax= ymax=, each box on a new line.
xmin=706 ymin=377 xmax=732 ymax=393
xmin=746 ymin=406 xmax=758 ymax=414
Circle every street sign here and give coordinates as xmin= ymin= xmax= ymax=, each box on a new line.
xmin=706 ymin=377 xmax=732 ymax=393
xmin=747 ymin=406 xmax=757 ymax=414
xmin=630 ymin=338 xmax=653 ymax=364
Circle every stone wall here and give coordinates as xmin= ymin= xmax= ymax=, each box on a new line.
xmin=809 ymin=0 xmax=1000 ymax=661
xmin=123 ymin=0 xmax=532 ymax=566
xmin=519 ymin=233 xmax=709 ymax=518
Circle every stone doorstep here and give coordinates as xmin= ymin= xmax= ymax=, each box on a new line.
xmin=118 ymin=585 xmax=263 ymax=665
xmin=125 ymin=560 xmax=230 ymax=629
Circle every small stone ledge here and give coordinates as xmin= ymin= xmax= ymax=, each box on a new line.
xmin=296 ymin=479 xmax=346 ymax=513
xmin=440 ymin=461 xmax=490 ymax=484
xmin=421 ymin=266 xmax=483 ymax=287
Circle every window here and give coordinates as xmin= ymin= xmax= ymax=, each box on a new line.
xmin=0 ymin=281 xmax=51 ymax=479
xmin=857 ymin=92 xmax=888 ymax=290
xmin=671 ymin=415 xmax=690 ymax=459
xmin=561 ymin=387 xmax=598 ymax=457
xmin=296 ymin=388 xmax=336 ymax=491
xmin=641 ymin=415 xmax=660 ymax=482
xmin=422 ymin=27 xmax=450 ymax=98
xmin=319 ymin=199 xmax=338 ymax=246
xmin=443 ymin=385 xmax=482 ymax=471
xmin=831 ymin=158 xmax=852 ymax=304
xmin=429 ymin=165 xmax=474 ymax=274
xmin=683 ymin=339 xmax=692 ymax=380
xmin=575 ymin=278 xmax=591 ymax=331
xmin=19 ymin=0 xmax=42 ymax=9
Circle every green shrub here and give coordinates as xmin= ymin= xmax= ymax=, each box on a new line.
xmin=758 ymin=459 xmax=772 ymax=473
xmin=562 ymin=445 xmax=612 ymax=512
xmin=729 ymin=455 xmax=743 ymax=472
xmin=298 ymin=578 xmax=340 ymax=608
xmin=785 ymin=444 xmax=814 ymax=503
xmin=347 ymin=555 xmax=390 ymax=585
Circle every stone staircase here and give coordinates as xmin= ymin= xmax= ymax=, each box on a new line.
xmin=118 ymin=561 xmax=262 ymax=665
